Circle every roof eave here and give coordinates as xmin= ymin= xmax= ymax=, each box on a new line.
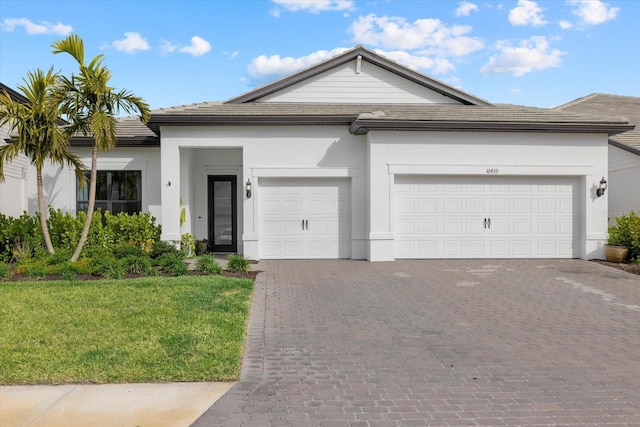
xmin=350 ymin=120 xmax=635 ymax=136
xmin=609 ymin=139 xmax=640 ymax=156
xmin=147 ymin=114 xmax=359 ymax=133
xmin=70 ymin=135 xmax=160 ymax=147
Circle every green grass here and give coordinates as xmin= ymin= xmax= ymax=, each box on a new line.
xmin=0 ymin=276 xmax=253 ymax=385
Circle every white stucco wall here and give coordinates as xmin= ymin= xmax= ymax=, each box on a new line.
xmin=366 ymin=131 xmax=609 ymax=261
xmin=160 ymin=126 xmax=368 ymax=259
xmin=0 ymin=121 xmax=29 ymax=217
xmin=608 ymin=144 xmax=640 ymax=219
xmin=32 ymin=147 xmax=161 ymax=220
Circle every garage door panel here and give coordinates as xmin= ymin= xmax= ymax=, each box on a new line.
xmin=395 ymin=175 xmax=580 ymax=259
xmin=490 ymin=219 xmax=509 ymax=234
xmin=284 ymin=200 xmax=303 ymax=215
xmin=260 ymin=178 xmax=350 ymax=259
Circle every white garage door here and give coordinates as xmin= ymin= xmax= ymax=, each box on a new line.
xmin=395 ymin=175 xmax=581 ymax=258
xmin=260 ymin=178 xmax=351 ymax=259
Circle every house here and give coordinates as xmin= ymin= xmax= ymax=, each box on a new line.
xmin=29 ymin=46 xmax=633 ymax=260
xmin=0 ymin=83 xmax=30 ymax=217
xmin=554 ymin=94 xmax=640 ymax=219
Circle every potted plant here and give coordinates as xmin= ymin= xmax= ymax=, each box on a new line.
xmin=604 ymin=212 xmax=635 ymax=263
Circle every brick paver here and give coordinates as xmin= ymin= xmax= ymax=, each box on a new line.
xmin=192 ymin=260 xmax=640 ymax=426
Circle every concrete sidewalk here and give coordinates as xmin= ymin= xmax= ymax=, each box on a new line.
xmin=0 ymin=382 xmax=234 ymax=427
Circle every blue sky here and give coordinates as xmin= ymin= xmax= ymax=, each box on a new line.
xmin=1 ymin=0 xmax=638 ymax=109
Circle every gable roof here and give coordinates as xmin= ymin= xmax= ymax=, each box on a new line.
xmin=554 ymin=93 xmax=640 ymax=154
xmin=226 ymin=46 xmax=492 ymax=106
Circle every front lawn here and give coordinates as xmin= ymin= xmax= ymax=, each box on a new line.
xmin=0 ymin=276 xmax=253 ymax=384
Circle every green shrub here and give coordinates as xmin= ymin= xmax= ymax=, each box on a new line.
xmin=91 ymin=258 xmax=123 ymax=279
xmin=104 ymin=211 xmax=161 ymax=253
xmin=0 ymin=262 xmax=11 ymax=279
xmin=47 ymin=209 xmax=82 ymax=249
xmin=59 ymin=263 xmax=78 ymax=281
xmin=97 ymin=260 xmax=126 ymax=280
xmin=113 ymin=245 xmax=146 ymax=259
xmin=21 ymin=263 xmax=48 ymax=279
xmin=72 ymin=259 xmax=94 ymax=275
xmin=0 ymin=212 xmax=44 ymax=262
xmin=226 ymin=254 xmax=250 ymax=273
xmin=150 ymin=240 xmax=180 ymax=260
xmin=83 ymin=246 xmax=114 ymax=262
xmin=156 ymin=253 xmax=188 ymax=276
xmin=121 ymin=255 xmax=152 ymax=275
xmin=608 ymin=211 xmax=640 ymax=260
xmin=41 ymin=249 xmax=73 ymax=266
xmin=195 ymin=254 xmax=222 ymax=275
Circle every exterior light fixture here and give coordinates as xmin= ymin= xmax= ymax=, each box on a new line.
xmin=596 ymin=177 xmax=607 ymax=197
xmin=167 ymin=181 xmax=171 ymax=187
xmin=246 ymin=179 xmax=252 ymax=199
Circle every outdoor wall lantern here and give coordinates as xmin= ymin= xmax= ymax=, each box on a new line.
xmin=167 ymin=180 xmax=171 ymax=187
xmin=596 ymin=177 xmax=607 ymax=197
xmin=246 ymin=179 xmax=252 ymax=199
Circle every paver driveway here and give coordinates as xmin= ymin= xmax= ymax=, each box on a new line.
xmin=193 ymin=260 xmax=640 ymax=426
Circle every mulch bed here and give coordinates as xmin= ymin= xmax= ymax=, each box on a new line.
xmin=592 ymin=259 xmax=640 ymax=276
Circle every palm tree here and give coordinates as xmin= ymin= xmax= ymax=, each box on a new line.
xmin=0 ymin=68 xmax=86 ymax=254
xmin=52 ymin=35 xmax=150 ymax=262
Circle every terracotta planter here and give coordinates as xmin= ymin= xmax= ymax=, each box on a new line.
xmin=604 ymin=244 xmax=629 ymax=263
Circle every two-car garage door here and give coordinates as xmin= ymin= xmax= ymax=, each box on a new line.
xmin=395 ymin=175 xmax=581 ymax=258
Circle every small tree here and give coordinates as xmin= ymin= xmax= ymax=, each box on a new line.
xmin=0 ymin=68 xmax=86 ymax=254
xmin=52 ymin=34 xmax=150 ymax=262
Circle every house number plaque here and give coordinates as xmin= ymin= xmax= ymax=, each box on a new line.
xmin=486 ymin=168 xmax=499 ymax=174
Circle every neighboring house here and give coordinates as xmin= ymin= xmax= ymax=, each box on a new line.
xmin=554 ymin=94 xmax=640 ymax=219
xmin=0 ymin=83 xmax=30 ymax=217
xmin=35 ymin=46 xmax=632 ymax=260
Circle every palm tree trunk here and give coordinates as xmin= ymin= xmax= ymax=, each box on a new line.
xmin=37 ymin=168 xmax=55 ymax=254
xmin=70 ymin=144 xmax=97 ymax=262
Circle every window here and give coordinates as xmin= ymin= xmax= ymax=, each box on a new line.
xmin=77 ymin=171 xmax=142 ymax=215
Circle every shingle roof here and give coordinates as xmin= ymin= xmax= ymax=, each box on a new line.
xmin=71 ymin=116 xmax=158 ymax=147
xmin=554 ymin=93 xmax=640 ymax=152
xmin=147 ymin=102 xmax=632 ymax=136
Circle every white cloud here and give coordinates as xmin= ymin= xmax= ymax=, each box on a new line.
xmin=480 ymin=36 xmax=565 ymax=76
xmin=248 ymin=47 xmax=457 ymax=83
xmin=271 ymin=0 xmax=355 ymax=13
xmin=160 ymin=40 xmax=177 ymax=54
xmin=1 ymin=17 xmax=72 ymax=35
xmin=112 ymin=32 xmax=149 ymax=53
xmin=349 ymin=14 xmax=483 ymax=57
xmin=508 ymin=0 xmax=547 ymax=26
xmin=248 ymin=47 xmax=350 ymax=80
xmin=178 ymin=36 xmax=211 ymax=56
xmin=559 ymin=20 xmax=573 ymax=29
xmin=270 ymin=8 xmax=281 ymax=17
xmin=455 ymin=2 xmax=479 ymax=17
xmin=374 ymin=49 xmax=455 ymax=75
xmin=568 ymin=0 xmax=619 ymax=25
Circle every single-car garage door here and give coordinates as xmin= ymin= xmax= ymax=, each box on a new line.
xmin=395 ymin=175 xmax=581 ymax=258
xmin=260 ymin=178 xmax=351 ymax=259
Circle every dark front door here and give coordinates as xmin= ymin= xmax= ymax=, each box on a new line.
xmin=208 ymin=175 xmax=237 ymax=252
